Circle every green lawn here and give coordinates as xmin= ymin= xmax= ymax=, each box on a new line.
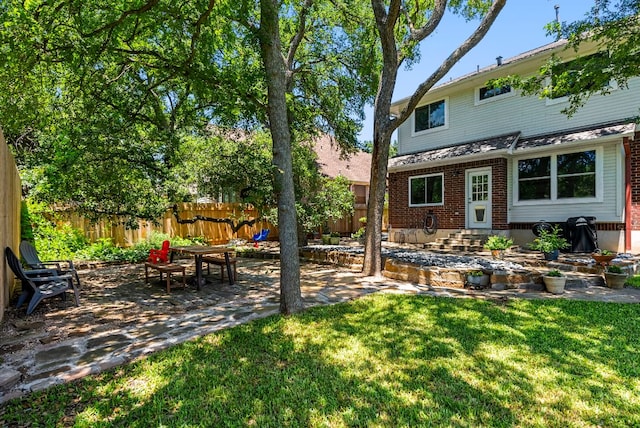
xmin=4 ymin=295 xmax=640 ymax=427
xmin=625 ymin=274 xmax=640 ymax=288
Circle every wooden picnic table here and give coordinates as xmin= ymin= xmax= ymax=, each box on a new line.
xmin=170 ymin=245 xmax=235 ymax=290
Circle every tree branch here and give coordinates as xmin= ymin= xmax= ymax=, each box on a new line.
xmin=395 ymin=0 xmax=506 ymax=126
xmin=81 ymin=0 xmax=162 ymax=38
xmin=172 ymin=205 xmax=259 ymax=234
xmin=285 ymin=0 xmax=314 ymax=89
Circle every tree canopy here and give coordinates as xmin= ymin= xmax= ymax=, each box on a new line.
xmin=0 ymin=0 xmax=377 ymax=221
xmin=492 ymin=0 xmax=640 ymax=117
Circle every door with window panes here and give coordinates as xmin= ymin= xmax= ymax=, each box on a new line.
xmin=466 ymin=168 xmax=492 ymax=229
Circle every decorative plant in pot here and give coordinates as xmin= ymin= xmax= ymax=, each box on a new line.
xmin=483 ymin=235 xmax=513 ymax=259
xmin=543 ymin=269 xmax=566 ymax=294
xmin=591 ymin=249 xmax=617 ymax=267
xmin=466 ymin=270 xmax=490 ymax=288
xmin=528 ymin=225 xmax=569 ymax=261
xmin=604 ymin=264 xmax=627 ymax=289
xmin=330 ymin=231 xmax=341 ymax=245
xmin=321 ymin=224 xmax=331 ymax=244
xmin=351 ymin=227 xmax=366 ymax=244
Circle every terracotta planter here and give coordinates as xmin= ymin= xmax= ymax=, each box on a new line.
xmin=490 ymin=249 xmax=504 ymax=260
xmin=604 ymin=272 xmax=627 ymax=289
xmin=592 ymin=253 xmax=616 ymax=266
xmin=543 ymin=275 xmax=566 ymax=294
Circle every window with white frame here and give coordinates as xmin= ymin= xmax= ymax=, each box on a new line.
xmin=475 ymin=84 xmax=513 ymax=105
xmin=414 ymin=99 xmax=446 ymax=133
xmin=549 ymin=52 xmax=610 ymax=100
xmin=516 ymin=149 xmax=597 ymax=202
xmin=409 ymin=173 xmax=444 ymax=206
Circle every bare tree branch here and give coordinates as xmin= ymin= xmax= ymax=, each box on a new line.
xmin=406 ymin=0 xmax=447 ymax=45
xmin=395 ymin=0 xmax=506 ymax=126
xmin=285 ymin=0 xmax=314 ymax=89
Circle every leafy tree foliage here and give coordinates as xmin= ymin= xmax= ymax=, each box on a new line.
xmin=492 ymin=0 xmax=640 ymax=117
xmin=1 ymin=0 xmax=379 ymax=314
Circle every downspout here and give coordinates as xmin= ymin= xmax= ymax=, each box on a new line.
xmin=623 ymin=138 xmax=632 ymax=252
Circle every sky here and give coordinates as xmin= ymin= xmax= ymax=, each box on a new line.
xmin=357 ymin=0 xmax=596 ymax=143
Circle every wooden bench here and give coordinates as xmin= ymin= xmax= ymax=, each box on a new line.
xmin=202 ymin=255 xmax=237 ymax=283
xmin=144 ymin=262 xmax=186 ymax=293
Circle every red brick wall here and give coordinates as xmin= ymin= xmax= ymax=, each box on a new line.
xmin=388 ymin=158 xmax=508 ymax=230
xmin=630 ymin=137 xmax=640 ymax=231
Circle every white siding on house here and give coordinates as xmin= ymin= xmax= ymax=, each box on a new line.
xmin=397 ymin=78 xmax=640 ymax=156
xmin=507 ymin=143 xmax=623 ymax=223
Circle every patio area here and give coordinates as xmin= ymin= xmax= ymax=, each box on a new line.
xmin=2 ymin=244 xmax=640 ymax=404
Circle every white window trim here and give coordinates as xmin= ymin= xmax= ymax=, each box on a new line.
xmin=545 ymin=77 xmax=619 ymax=106
xmin=411 ymin=97 xmax=449 ymax=137
xmin=512 ymin=146 xmax=603 ymax=206
xmin=408 ymin=173 xmax=445 ymax=207
xmin=474 ymin=85 xmax=515 ymax=106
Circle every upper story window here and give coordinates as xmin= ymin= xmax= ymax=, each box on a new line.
xmin=409 ymin=173 xmax=444 ymax=206
xmin=475 ymin=85 xmax=513 ymax=105
xmin=549 ymin=52 xmax=610 ymax=100
xmin=515 ymin=149 xmax=599 ymax=204
xmin=413 ymin=99 xmax=446 ymax=134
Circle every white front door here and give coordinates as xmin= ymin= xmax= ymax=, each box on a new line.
xmin=466 ymin=168 xmax=492 ymax=229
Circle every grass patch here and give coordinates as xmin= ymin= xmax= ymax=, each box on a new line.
xmin=625 ymin=275 xmax=640 ymax=288
xmin=4 ymin=296 xmax=640 ymax=427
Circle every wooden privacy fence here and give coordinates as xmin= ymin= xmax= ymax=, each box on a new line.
xmin=58 ymin=203 xmax=277 ymax=247
xmin=57 ymin=203 xmax=388 ymax=247
xmin=1 ymin=128 xmax=22 ymax=322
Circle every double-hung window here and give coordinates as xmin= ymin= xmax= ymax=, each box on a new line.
xmin=516 ymin=149 xmax=598 ymax=203
xmin=409 ymin=173 xmax=444 ymax=206
xmin=413 ymin=99 xmax=446 ymax=133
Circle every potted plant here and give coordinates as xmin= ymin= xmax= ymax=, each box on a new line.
xmin=483 ymin=235 xmax=513 ymax=259
xmin=330 ymin=231 xmax=341 ymax=245
xmin=543 ymin=269 xmax=566 ymax=294
xmin=604 ymin=264 xmax=627 ymax=289
xmin=528 ymin=225 xmax=569 ymax=261
xmin=351 ymin=227 xmax=366 ymax=244
xmin=321 ymin=224 xmax=331 ymax=244
xmin=466 ymin=270 xmax=490 ymax=288
xmin=592 ymin=249 xmax=617 ymax=266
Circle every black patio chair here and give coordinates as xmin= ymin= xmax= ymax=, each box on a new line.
xmin=19 ymin=240 xmax=81 ymax=288
xmin=5 ymin=247 xmax=80 ymax=315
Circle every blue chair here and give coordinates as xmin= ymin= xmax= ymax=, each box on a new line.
xmin=252 ymin=229 xmax=270 ymax=248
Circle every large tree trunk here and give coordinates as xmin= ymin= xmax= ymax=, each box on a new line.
xmin=259 ymin=0 xmax=304 ymax=314
xmin=362 ymin=124 xmax=392 ymax=277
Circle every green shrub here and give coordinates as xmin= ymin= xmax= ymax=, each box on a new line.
xmin=351 ymin=227 xmax=365 ymax=239
xmin=546 ymin=269 xmax=563 ymax=277
xmin=483 ymin=235 xmax=513 ymax=251
xmin=607 ymin=265 xmax=624 ymax=274
xmin=468 ymin=270 xmax=485 ymax=277
xmin=625 ymin=275 xmax=640 ymax=288
xmin=76 ymin=233 xmax=204 ymax=263
xmin=24 ymin=200 xmax=88 ymax=261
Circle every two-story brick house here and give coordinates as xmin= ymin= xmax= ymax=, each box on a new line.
xmin=388 ymin=39 xmax=640 ymax=252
